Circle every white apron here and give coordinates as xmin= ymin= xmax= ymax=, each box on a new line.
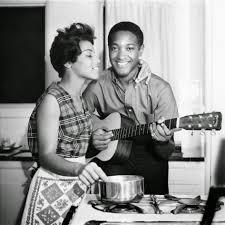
xmin=21 ymin=157 xmax=86 ymax=225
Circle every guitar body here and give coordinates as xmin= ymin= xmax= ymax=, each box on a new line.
xmin=86 ymin=111 xmax=222 ymax=162
xmin=86 ymin=112 xmax=133 ymax=163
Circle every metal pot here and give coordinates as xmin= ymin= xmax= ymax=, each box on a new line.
xmin=98 ymin=175 xmax=144 ymax=203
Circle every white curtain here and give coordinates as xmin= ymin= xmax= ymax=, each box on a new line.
xmin=104 ymin=0 xmax=205 ymax=157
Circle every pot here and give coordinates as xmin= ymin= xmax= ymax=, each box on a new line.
xmin=98 ymin=175 xmax=144 ymax=203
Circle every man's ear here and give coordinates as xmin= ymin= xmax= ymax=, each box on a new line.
xmin=139 ymin=44 xmax=144 ymax=57
xmin=64 ymin=62 xmax=72 ymax=69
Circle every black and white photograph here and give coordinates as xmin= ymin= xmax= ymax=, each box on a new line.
xmin=0 ymin=0 xmax=225 ymax=225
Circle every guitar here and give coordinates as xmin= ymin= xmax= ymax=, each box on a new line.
xmin=86 ymin=111 xmax=222 ymax=163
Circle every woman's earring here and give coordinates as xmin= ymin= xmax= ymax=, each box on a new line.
xmin=64 ymin=63 xmax=72 ymax=69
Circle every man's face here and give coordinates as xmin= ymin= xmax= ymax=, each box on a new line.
xmin=109 ymin=31 xmax=143 ymax=78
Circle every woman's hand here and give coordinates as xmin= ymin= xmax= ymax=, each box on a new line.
xmin=78 ymin=162 xmax=108 ymax=186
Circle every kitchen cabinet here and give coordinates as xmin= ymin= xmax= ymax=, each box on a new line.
xmin=169 ymin=161 xmax=205 ymax=195
xmin=0 ymin=161 xmax=33 ymax=225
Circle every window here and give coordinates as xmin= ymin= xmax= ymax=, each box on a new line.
xmin=0 ymin=7 xmax=45 ymax=103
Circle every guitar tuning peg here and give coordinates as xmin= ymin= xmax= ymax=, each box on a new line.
xmin=211 ymin=129 xmax=216 ymax=135
xmin=200 ymin=129 xmax=206 ymax=135
xmin=191 ymin=130 xmax=194 ymax=136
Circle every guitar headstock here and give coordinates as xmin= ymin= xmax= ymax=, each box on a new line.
xmin=179 ymin=112 xmax=222 ymax=130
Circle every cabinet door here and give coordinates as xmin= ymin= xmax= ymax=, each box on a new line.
xmin=169 ymin=161 xmax=205 ymax=195
xmin=0 ymin=161 xmax=33 ymax=225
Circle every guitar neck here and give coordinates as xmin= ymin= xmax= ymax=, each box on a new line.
xmin=111 ymin=118 xmax=178 ymax=141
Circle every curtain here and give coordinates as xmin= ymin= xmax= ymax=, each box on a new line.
xmin=104 ymin=0 xmax=205 ymax=157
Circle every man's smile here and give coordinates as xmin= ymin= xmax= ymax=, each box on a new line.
xmin=116 ymin=61 xmax=130 ymax=68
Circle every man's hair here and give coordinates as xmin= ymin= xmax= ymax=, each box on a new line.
xmin=108 ymin=21 xmax=144 ymax=46
xmin=50 ymin=23 xmax=95 ymax=78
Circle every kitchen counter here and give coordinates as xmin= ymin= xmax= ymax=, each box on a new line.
xmin=70 ymin=194 xmax=225 ymax=225
xmin=0 ymin=147 xmax=32 ymax=161
xmin=0 ymin=148 xmax=204 ymax=162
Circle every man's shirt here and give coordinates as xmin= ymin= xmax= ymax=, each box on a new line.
xmin=83 ymin=67 xmax=179 ymax=126
xmin=83 ymin=66 xmax=179 ymax=194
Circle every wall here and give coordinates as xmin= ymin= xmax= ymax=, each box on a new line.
xmin=45 ymin=0 xmax=104 ymax=86
xmin=0 ymin=104 xmax=34 ymax=148
xmin=0 ymin=0 xmax=104 ymax=148
xmin=206 ymin=0 xmax=225 ymax=187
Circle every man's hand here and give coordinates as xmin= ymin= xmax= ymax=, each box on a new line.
xmin=92 ymin=128 xmax=113 ymax=151
xmin=78 ymin=162 xmax=108 ymax=186
xmin=150 ymin=117 xmax=181 ymax=142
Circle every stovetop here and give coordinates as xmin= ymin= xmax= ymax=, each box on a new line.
xmin=70 ymin=194 xmax=225 ymax=225
xmin=87 ymin=195 xmax=222 ymax=214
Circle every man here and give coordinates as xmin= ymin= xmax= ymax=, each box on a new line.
xmin=84 ymin=21 xmax=179 ymax=194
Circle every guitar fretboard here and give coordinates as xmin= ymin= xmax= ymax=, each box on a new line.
xmin=111 ymin=118 xmax=177 ymax=141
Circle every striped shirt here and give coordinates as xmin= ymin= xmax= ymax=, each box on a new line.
xmin=28 ymin=82 xmax=92 ymax=162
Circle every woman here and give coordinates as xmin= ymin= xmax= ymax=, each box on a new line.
xmin=21 ymin=23 xmax=108 ymax=225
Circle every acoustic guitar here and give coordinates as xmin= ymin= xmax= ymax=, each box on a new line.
xmin=86 ymin=111 xmax=222 ymax=163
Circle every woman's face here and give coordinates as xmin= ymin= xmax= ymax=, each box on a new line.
xmin=71 ymin=40 xmax=100 ymax=80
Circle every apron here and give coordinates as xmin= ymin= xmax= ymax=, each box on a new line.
xmin=21 ymin=157 xmax=86 ymax=225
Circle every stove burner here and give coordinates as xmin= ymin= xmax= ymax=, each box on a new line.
xmin=88 ymin=200 xmax=144 ymax=214
xmin=106 ymin=203 xmax=144 ymax=214
xmin=180 ymin=205 xmax=205 ymax=214
xmin=170 ymin=198 xmax=223 ymax=214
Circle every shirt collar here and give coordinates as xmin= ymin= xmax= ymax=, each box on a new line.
xmin=110 ymin=67 xmax=141 ymax=86
xmin=134 ymin=64 xmax=152 ymax=86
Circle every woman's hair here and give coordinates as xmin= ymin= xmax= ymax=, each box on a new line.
xmin=50 ymin=23 xmax=95 ymax=78
xmin=108 ymin=21 xmax=143 ymax=47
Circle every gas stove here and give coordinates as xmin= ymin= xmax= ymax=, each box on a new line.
xmin=70 ymin=194 xmax=225 ymax=225
xmin=87 ymin=195 xmax=212 ymax=214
